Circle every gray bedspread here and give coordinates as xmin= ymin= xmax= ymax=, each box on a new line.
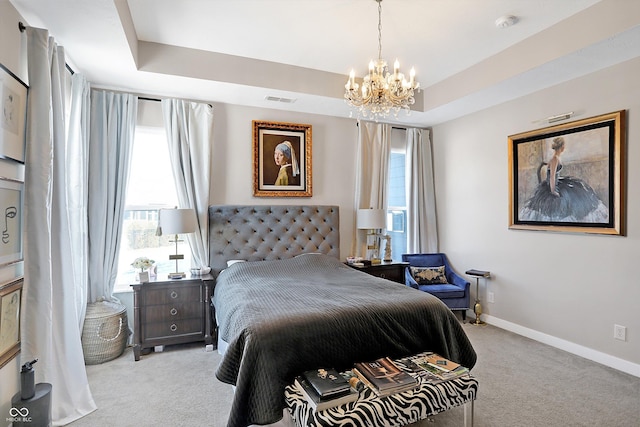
xmin=213 ymin=254 xmax=477 ymax=427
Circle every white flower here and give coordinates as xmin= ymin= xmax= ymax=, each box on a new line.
xmin=131 ymin=257 xmax=155 ymax=270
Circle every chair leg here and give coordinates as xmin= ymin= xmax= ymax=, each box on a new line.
xmin=461 ymin=310 xmax=466 ymax=322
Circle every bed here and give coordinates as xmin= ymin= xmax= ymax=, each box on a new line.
xmin=209 ymin=205 xmax=476 ymax=427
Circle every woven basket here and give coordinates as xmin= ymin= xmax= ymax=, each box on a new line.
xmin=82 ymin=300 xmax=128 ymax=365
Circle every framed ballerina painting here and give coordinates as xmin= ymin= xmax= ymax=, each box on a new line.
xmin=508 ymin=110 xmax=626 ymax=235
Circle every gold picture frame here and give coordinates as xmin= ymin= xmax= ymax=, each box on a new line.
xmin=253 ymin=120 xmax=312 ymax=197
xmin=508 ymin=110 xmax=626 ymax=235
xmin=0 ymin=277 xmax=23 ymax=369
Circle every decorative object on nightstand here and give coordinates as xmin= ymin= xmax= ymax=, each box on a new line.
xmin=357 ymin=208 xmax=386 ymax=263
xmin=131 ymin=256 xmax=154 ymax=283
xmin=382 ymin=234 xmax=392 ymax=262
xmin=465 ymin=269 xmax=490 ymax=326
xmin=157 ymin=207 xmax=197 ymax=279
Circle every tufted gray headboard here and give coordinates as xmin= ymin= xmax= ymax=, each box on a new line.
xmin=208 ymin=205 xmax=340 ymax=275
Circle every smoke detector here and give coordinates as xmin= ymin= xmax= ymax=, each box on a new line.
xmin=495 ymin=15 xmax=518 ymax=29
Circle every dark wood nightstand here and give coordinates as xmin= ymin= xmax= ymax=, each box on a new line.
xmin=130 ymin=274 xmax=214 ymax=361
xmin=346 ymin=261 xmax=409 ymax=284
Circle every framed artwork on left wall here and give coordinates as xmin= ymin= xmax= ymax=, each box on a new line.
xmin=0 ymin=178 xmax=24 ymax=266
xmin=253 ymin=120 xmax=312 ymax=197
xmin=0 ymin=63 xmax=28 ymax=163
xmin=0 ymin=277 xmax=23 ymax=369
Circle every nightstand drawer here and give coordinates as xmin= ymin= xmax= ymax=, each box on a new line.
xmin=346 ymin=261 xmax=409 ymax=284
xmin=368 ymin=265 xmax=404 ymax=282
xmin=144 ymin=285 xmax=201 ymax=305
xmin=143 ymin=302 xmax=202 ymax=323
xmin=144 ymin=318 xmax=203 ymax=339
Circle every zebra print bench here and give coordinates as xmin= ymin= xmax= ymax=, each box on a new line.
xmin=284 ymin=372 xmax=478 ymax=427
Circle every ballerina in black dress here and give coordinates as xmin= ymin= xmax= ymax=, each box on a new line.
xmin=519 ymin=137 xmax=608 ymax=222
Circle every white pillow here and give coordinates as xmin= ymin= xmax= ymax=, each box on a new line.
xmin=226 ymin=259 xmax=246 ymax=267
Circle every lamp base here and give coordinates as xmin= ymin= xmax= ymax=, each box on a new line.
xmin=168 ymin=272 xmax=186 ymax=279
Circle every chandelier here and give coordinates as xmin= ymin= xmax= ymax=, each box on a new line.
xmin=344 ymin=0 xmax=420 ymax=120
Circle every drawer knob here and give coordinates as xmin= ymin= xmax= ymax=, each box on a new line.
xmin=170 ymin=324 xmax=178 ymax=332
xmin=170 ymin=308 xmax=178 ymax=316
xmin=170 ymin=291 xmax=178 ymax=299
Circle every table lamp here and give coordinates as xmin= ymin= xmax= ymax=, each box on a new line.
xmin=158 ymin=207 xmax=197 ymax=279
xmin=357 ymin=208 xmax=386 ymax=263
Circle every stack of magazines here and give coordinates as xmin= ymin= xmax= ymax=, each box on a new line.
xmin=294 ymin=368 xmax=359 ymax=411
xmin=353 ymin=357 xmax=418 ymax=397
xmin=396 ymin=352 xmax=470 ymax=383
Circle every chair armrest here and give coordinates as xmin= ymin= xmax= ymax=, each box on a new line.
xmin=449 ymin=271 xmax=470 ymax=290
xmin=405 ymin=268 xmax=419 ymax=289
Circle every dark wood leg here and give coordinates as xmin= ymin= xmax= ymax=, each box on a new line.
xmin=203 ymin=280 xmax=213 ymax=346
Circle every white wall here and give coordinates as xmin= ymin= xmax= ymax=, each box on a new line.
xmin=0 ymin=1 xmax=28 ymax=422
xmin=432 ymin=56 xmax=640 ymax=375
xmin=208 ymin=104 xmax=359 ymax=258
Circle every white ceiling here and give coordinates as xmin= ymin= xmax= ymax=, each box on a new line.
xmin=9 ymin=0 xmax=640 ymax=126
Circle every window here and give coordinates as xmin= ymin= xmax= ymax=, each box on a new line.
xmin=386 ymin=128 xmax=408 ymax=260
xmin=114 ymin=126 xmax=191 ymax=291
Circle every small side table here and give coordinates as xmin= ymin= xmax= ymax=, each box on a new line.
xmin=465 ymin=269 xmax=490 ymax=325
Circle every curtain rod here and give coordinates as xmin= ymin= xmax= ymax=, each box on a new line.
xmin=19 ymin=22 xmax=76 ymax=75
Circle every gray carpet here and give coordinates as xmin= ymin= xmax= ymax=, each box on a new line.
xmin=69 ymin=322 xmax=640 ymax=427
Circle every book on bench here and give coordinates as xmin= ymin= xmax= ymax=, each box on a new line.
xmin=353 ymin=357 xmax=418 ymax=397
xmin=302 ymin=368 xmax=351 ymax=400
xmin=294 ymin=375 xmax=359 ymax=411
xmin=397 ymin=352 xmax=470 ymax=384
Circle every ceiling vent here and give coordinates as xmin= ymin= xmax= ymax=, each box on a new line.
xmin=265 ymin=96 xmax=296 ymax=103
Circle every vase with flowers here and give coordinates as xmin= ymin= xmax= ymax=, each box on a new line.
xmin=131 ymin=257 xmax=155 ymax=282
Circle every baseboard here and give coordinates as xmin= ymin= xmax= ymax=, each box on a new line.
xmin=480 ymin=314 xmax=640 ymax=378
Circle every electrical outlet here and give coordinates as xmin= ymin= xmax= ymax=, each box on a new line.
xmin=614 ymin=324 xmax=626 ymax=341
xmin=487 ymin=292 xmax=494 ymax=303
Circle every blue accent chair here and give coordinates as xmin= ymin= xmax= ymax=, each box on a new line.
xmin=401 ymin=253 xmax=470 ymax=321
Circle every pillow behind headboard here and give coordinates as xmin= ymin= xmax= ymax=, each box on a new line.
xmin=208 ymin=205 xmax=340 ymax=275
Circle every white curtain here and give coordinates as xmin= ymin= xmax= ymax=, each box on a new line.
xmin=406 ymin=128 xmax=438 ymax=252
xmin=87 ymin=91 xmax=137 ymax=302
xmin=161 ymin=99 xmax=214 ymax=271
xmin=23 ymin=27 xmax=96 ymax=425
xmin=67 ymin=73 xmax=91 ymax=328
xmin=351 ymin=120 xmax=391 ymax=257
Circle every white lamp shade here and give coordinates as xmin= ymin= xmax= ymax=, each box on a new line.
xmin=159 ymin=208 xmax=197 ymax=235
xmin=357 ymin=208 xmax=386 ymax=229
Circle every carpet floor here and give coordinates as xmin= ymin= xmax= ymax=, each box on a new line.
xmin=69 ymin=321 xmax=640 ymax=427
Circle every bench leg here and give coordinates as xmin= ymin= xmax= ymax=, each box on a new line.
xmin=463 ymin=400 xmax=474 ymax=427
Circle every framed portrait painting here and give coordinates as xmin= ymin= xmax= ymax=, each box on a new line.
xmin=0 ymin=63 xmax=28 ymax=163
xmin=0 ymin=277 xmax=23 ymax=369
xmin=508 ymin=110 xmax=626 ymax=235
xmin=253 ymin=120 xmax=312 ymax=197
xmin=0 ymin=178 xmax=23 ymax=266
